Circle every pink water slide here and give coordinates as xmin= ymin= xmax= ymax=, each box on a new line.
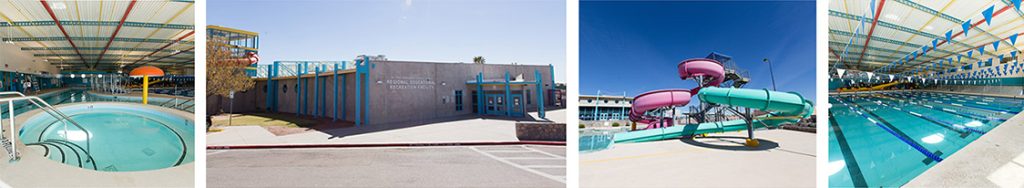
xmin=628 ymin=58 xmax=725 ymax=129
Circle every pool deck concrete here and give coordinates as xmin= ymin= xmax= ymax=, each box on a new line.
xmin=208 ymin=109 xmax=565 ymax=146
xmin=208 ymin=145 xmax=565 ymax=187
xmin=580 ymin=129 xmax=815 ymax=187
xmin=905 ymin=110 xmax=1024 ymax=187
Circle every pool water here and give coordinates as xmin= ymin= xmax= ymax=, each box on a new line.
xmin=7 ymin=89 xmax=195 ymax=172
xmin=828 ymin=91 xmax=1021 ymax=187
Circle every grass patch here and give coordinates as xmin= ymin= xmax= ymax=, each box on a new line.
xmin=212 ymin=113 xmax=319 ymax=128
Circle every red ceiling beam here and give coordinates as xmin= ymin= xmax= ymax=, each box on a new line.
xmin=127 ymin=31 xmax=195 ymax=67
xmin=856 ymin=0 xmax=886 ymax=69
xmin=899 ymin=5 xmax=1013 ymax=73
xmin=39 ymin=0 xmax=87 ymax=66
xmin=94 ymin=0 xmax=137 ymax=69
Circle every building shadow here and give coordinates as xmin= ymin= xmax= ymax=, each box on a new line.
xmin=677 ymin=135 xmax=779 ymax=151
xmin=308 ymin=113 xmax=541 ymax=139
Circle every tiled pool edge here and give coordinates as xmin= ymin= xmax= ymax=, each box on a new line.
xmin=904 ymin=109 xmax=1024 ymax=187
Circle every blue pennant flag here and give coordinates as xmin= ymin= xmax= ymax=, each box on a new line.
xmin=913 ymin=51 xmax=919 ymax=58
xmin=979 ymin=46 xmax=986 ymax=55
xmin=994 ymin=41 xmax=1000 ymax=51
xmin=949 ymin=58 xmax=954 ymax=65
xmin=988 ymin=58 xmax=993 ymax=66
xmin=1015 ymin=0 xmax=1022 ymax=11
xmin=968 ymin=51 xmax=974 ymax=58
xmin=1011 ymin=33 xmax=1019 ymax=45
xmin=922 ymin=46 xmax=929 ymax=55
xmin=932 ymin=39 xmax=939 ymax=49
xmin=957 ymin=54 xmax=963 ymax=62
xmin=963 ymin=20 xmax=972 ymax=36
xmin=983 ymin=5 xmax=995 ymax=26
xmin=1012 ymin=51 xmax=1018 ymax=58
xmin=1000 ymin=55 xmax=1005 ymax=62
xmin=946 ymin=30 xmax=953 ymax=42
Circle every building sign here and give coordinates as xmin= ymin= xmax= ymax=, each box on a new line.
xmin=386 ymin=76 xmax=435 ymax=90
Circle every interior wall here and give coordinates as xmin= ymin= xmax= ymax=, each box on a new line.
xmin=0 ymin=44 xmax=60 ymax=74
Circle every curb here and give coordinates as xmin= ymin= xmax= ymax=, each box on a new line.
xmin=208 ymin=141 xmax=566 ymax=149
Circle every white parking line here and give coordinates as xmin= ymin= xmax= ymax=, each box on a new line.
xmin=470 ymin=147 xmax=566 ymax=184
xmin=522 ymin=146 xmax=566 ymax=159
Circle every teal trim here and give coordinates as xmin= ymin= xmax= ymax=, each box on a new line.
xmin=504 ymin=71 xmax=511 ymax=116
xmin=4 ymin=37 xmax=194 ymax=44
xmin=0 ymin=21 xmax=193 ymax=29
xmin=321 ymin=65 xmax=327 ymax=118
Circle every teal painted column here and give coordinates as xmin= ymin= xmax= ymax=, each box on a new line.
xmin=333 ymin=63 xmax=338 ymax=121
xmin=320 ymin=64 xmax=327 ymax=117
xmin=355 ymin=60 xmax=362 ymax=126
xmin=272 ymin=62 xmax=280 ymax=112
xmin=364 ymin=57 xmax=371 ymax=125
xmin=535 ymin=70 xmax=545 ymax=119
xmin=504 ymin=71 xmax=511 ymax=116
xmin=265 ymin=64 xmax=273 ymax=111
xmin=314 ymin=65 xmax=320 ymax=118
xmin=476 ymin=73 xmax=484 ymax=114
xmin=302 ymin=62 xmax=309 ymax=116
xmin=296 ymin=63 xmax=302 ymax=115
xmin=341 ymin=62 xmax=348 ymax=121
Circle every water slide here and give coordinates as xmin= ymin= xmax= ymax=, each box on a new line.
xmin=838 ymin=81 xmax=902 ymax=92
xmin=618 ymin=58 xmax=813 ymax=143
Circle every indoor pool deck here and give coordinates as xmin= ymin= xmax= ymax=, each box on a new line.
xmin=905 ymin=108 xmax=1024 ymax=187
xmin=579 ymin=129 xmax=815 ymax=187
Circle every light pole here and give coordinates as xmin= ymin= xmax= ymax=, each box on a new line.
xmin=763 ymin=58 xmax=778 ymax=91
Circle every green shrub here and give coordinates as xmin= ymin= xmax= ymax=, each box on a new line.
xmin=579 ymin=124 xmax=585 ymax=129
xmin=612 ymin=122 xmax=621 ymax=127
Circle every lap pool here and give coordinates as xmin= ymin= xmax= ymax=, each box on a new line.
xmin=828 ymin=91 xmax=1022 ymax=187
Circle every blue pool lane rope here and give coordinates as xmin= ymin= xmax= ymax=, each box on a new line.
xmin=836 ymin=97 xmax=945 ymax=163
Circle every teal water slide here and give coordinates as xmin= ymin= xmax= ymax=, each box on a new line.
xmin=614 ymin=87 xmax=814 ymax=143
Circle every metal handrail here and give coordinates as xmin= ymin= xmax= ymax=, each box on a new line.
xmin=0 ymin=92 xmax=91 ymax=162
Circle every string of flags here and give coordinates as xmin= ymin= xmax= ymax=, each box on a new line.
xmin=845 ymin=1 xmax=1024 ymax=86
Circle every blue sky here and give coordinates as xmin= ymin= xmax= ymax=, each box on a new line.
xmin=208 ymin=0 xmax=566 ymax=82
xmin=580 ymin=0 xmax=816 ymax=101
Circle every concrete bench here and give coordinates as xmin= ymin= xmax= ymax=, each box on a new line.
xmin=515 ymin=122 xmax=566 ymax=141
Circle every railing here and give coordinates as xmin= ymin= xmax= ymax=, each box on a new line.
xmin=0 ymin=92 xmax=91 ymax=162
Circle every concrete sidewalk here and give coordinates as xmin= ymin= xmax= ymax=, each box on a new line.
xmin=208 ymin=109 xmax=565 ymax=146
xmin=580 ymin=129 xmax=815 ymax=187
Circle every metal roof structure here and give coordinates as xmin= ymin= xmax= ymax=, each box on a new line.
xmin=0 ymin=0 xmax=194 ymax=72
xmin=829 ymin=0 xmax=1024 ymax=75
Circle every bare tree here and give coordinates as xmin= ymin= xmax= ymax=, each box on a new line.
xmin=206 ymin=35 xmax=255 ymax=116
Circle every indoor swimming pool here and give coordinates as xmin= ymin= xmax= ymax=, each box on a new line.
xmin=16 ymin=102 xmax=194 ymax=172
xmin=0 ymin=89 xmax=194 ymax=115
xmin=828 ymin=91 xmax=1023 ymax=187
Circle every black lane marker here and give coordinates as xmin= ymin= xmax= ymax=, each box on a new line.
xmin=828 ymin=110 xmax=869 ymax=187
